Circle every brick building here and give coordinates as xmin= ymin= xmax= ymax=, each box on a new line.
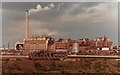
xmin=21 ymin=35 xmax=54 ymax=51
xmin=90 ymin=36 xmax=113 ymax=50
xmin=78 ymin=38 xmax=91 ymax=50
xmin=50 ymin=38 xmax=73 ymax=51
xmin=15 ymin=35 xmax=113 ymax=52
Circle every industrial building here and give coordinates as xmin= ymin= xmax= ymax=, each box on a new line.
xmin=90 ymin=36 xmax=113 ymax=50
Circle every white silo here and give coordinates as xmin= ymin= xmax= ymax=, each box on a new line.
xmin=72 ymin=42 xmax=80 ymax=54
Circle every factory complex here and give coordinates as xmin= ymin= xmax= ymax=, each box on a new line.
xmin=1 ymin=35 xmax=118 ymax=60
xmin=16 ymin=35 xmax=113 ymax=52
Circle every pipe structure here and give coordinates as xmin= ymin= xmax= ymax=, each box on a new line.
xmin=25 ymin=10 xmax=29 ymax=39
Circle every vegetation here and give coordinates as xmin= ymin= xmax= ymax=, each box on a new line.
xmin=2 ymin=58 xmax=120 ymax=74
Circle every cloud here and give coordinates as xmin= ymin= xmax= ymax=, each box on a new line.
xmin=2 ymin=2 xmax=118 ymax=47
xmin=57 ymin=2 xmax=64 ymax=10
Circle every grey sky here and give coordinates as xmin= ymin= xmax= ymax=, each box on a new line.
xmin=2 ymin=2 xmax=118 ymax=48
xmin=1 ymin=0 xmax=118 ymax=2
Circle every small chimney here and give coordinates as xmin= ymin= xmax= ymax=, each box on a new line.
xmin=25 ymin=10 xmax=29 ymax=39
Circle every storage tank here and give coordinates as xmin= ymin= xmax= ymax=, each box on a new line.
xmin=72 ymin=42 xmax=80 ymax=54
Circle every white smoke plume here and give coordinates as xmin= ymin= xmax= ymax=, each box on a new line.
xmin=28 ymin=3 xmax=54 ymax=15
xmin=48 ymin=32 xmax=57 ymax=36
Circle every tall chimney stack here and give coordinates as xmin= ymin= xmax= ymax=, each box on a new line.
xmin=25 ymin=10 xmax=29 ymax=39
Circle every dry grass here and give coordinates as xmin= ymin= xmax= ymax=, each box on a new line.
xmin=2 ymin=58 xmax=120 ymax=74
